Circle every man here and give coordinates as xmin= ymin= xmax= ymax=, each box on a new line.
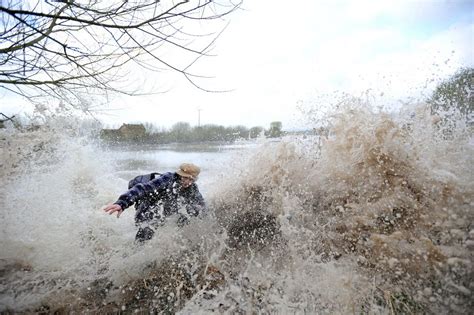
xmin=104 ymin=163 xmax=205 ymax=243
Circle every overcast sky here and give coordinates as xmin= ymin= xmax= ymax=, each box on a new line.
xmin=1 ymin=0 xmax=473 ymax=130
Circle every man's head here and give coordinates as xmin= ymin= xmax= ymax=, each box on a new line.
xmin=176 ymin=163 xmax=200 ymax=188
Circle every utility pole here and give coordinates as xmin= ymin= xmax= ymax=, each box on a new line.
xmin=197 ymin=108 xmax=202 ymax=127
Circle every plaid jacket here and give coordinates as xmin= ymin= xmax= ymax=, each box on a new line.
xmin=114 ymin=172 xmax=205 ymax=218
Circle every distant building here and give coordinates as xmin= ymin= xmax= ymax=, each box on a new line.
xmin=100 ymin=123 xmax=146 ymax=141
xmin=118 ymin=123 xmax=146 ymax=140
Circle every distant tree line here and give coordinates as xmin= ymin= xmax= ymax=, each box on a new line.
xmin=429 ymin=67 xmax=473 ymax=118
xmin=425 ymin=67 xmax=473 ymax=139
xmin=101 ymin=121 xmax=283 ymax=144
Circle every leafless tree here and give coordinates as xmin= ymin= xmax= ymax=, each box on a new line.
xmin=0 ymin=0 xmax=240 ymax=110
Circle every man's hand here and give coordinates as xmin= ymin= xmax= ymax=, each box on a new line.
xmin=104 ymin=203 xmax=123 ymax=218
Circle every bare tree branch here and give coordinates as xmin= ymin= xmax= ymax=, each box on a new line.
xmin=0 ymin=2 xmax=68 ymax=53
xmin=0 ymin=0 xmax=242 ymax=109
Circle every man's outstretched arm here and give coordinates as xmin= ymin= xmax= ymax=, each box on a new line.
xmin=104 ymin=173 xmax=172 ymax=218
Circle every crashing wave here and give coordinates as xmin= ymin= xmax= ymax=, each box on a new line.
xmin=0 ymin=103 xmax=472 ymax=313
